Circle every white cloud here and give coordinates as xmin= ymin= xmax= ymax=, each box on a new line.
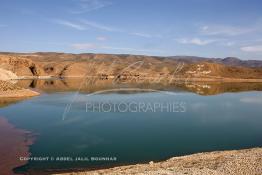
xmin=202 ymin=25 xmax=208 ymax=31
xmin=130 ymin=32 xmax=152 ymax=38
xmin=80 ymin=19 xmax=120 ymax=32
xmin=54 ymin=19 xmax=86 ymax=30
xmin=80 ymin=20 xmax=159 ymax=39
xmin=177 ymin=38 xmax=217 ymax=46
xmin=200 ymin=24 xmax=256 ymax=36
xmin=224 ymin=42 xmax=235 ymax=46
xmin=130 ymin=32 xmax=163 ymax=38
xmin=241 ymin=45 xmax=262 ymax=52
xmin=71 ymin=0 xmax=111 ymax=14
xmin=218 ymin=41 xmax=235 ymax=47
xmin=71 ymin=43 xmax=98 ymax=49
xmin=71 ymin=43 xmax=164 ymax=53
xmin=96 ymin=36 xmax=107 ymax=41
xmin=101 ymin=46 xmax=162 ymax=53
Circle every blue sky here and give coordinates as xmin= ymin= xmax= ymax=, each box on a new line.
xmin=0 ymin=0 xmax=262 ymax=59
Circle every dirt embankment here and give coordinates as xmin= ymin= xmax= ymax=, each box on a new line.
xmin=56 ymin=148 xmax=262 ymax=175
xmin=0 ymin=80 xmax=39 ymax=98
xmin=0 ymin=117 xmax=35 ymax=175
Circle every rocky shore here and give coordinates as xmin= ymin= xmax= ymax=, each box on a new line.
xmin=56 ymin=148 xmax=262 ymax=175
xmin=0 ymin=80 xmax=39 ymax=98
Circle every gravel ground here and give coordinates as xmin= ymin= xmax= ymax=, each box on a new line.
xmin=56 ymin=148 xmax=262 ymax=175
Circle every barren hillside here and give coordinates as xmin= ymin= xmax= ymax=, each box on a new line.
xmin=0 ymin=53 xmax=262 ymax=80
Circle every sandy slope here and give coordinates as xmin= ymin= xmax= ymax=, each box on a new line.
xmin=56 ymin=148 xmax=262 ymax=175
xmin=0 ymin=80 xmax=39 ymax=98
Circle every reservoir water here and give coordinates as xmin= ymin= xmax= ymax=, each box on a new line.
xmin=1 ymin=79 xmax=262 ymax=173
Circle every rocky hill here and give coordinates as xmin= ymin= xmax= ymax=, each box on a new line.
xmin=169 ymin=56 xmax=262 ymax=68
xmin=0 ymin=52 xmax=262 ymax=81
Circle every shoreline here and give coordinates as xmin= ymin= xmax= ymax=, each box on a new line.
xmin=2 ymin=77 xmax=262 ymax=98
xmin=10 ymin=76 xmax=262 ymax=83
xmin=0 ymin=89 xmax=40 ymax=98
xmin=0 ymin=80 xmax=40 ymax=98
xmin=53 ymin=147 xmax=262 ymax=175
xmin=0 ymin=117 xmax=35 ymax=175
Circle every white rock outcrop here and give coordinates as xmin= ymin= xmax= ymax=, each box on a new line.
xmin=0 ymin=68 xmax=18 ymax=81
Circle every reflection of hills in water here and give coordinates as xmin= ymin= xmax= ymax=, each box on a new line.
xmin=15 ymin=78 xmax=262 ymax=95
xmin=180 ymin=82 xmax=262 ymax=95
xmin=0 ymin=97 xmax=30 ymax=108
xmin=3 ymin=80 xmax=261 ymax=108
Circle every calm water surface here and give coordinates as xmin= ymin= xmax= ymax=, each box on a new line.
xmin=1 ymin=84 xmax=262 ymax=172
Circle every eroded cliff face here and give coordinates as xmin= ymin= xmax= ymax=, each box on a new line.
xmin=0 ymin=55 xmax=39 ymax=77
xmin=0 ymin=55 xmax=67 ymax=78
xmin=0 ymin=54 xmax=173 ymax=79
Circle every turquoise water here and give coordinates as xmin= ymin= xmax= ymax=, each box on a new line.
xmin=1 ymin=90 xmax=262 ymax=172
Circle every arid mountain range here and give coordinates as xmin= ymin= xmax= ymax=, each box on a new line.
xmin=0 ymin=52 xmax=262 ymax=80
